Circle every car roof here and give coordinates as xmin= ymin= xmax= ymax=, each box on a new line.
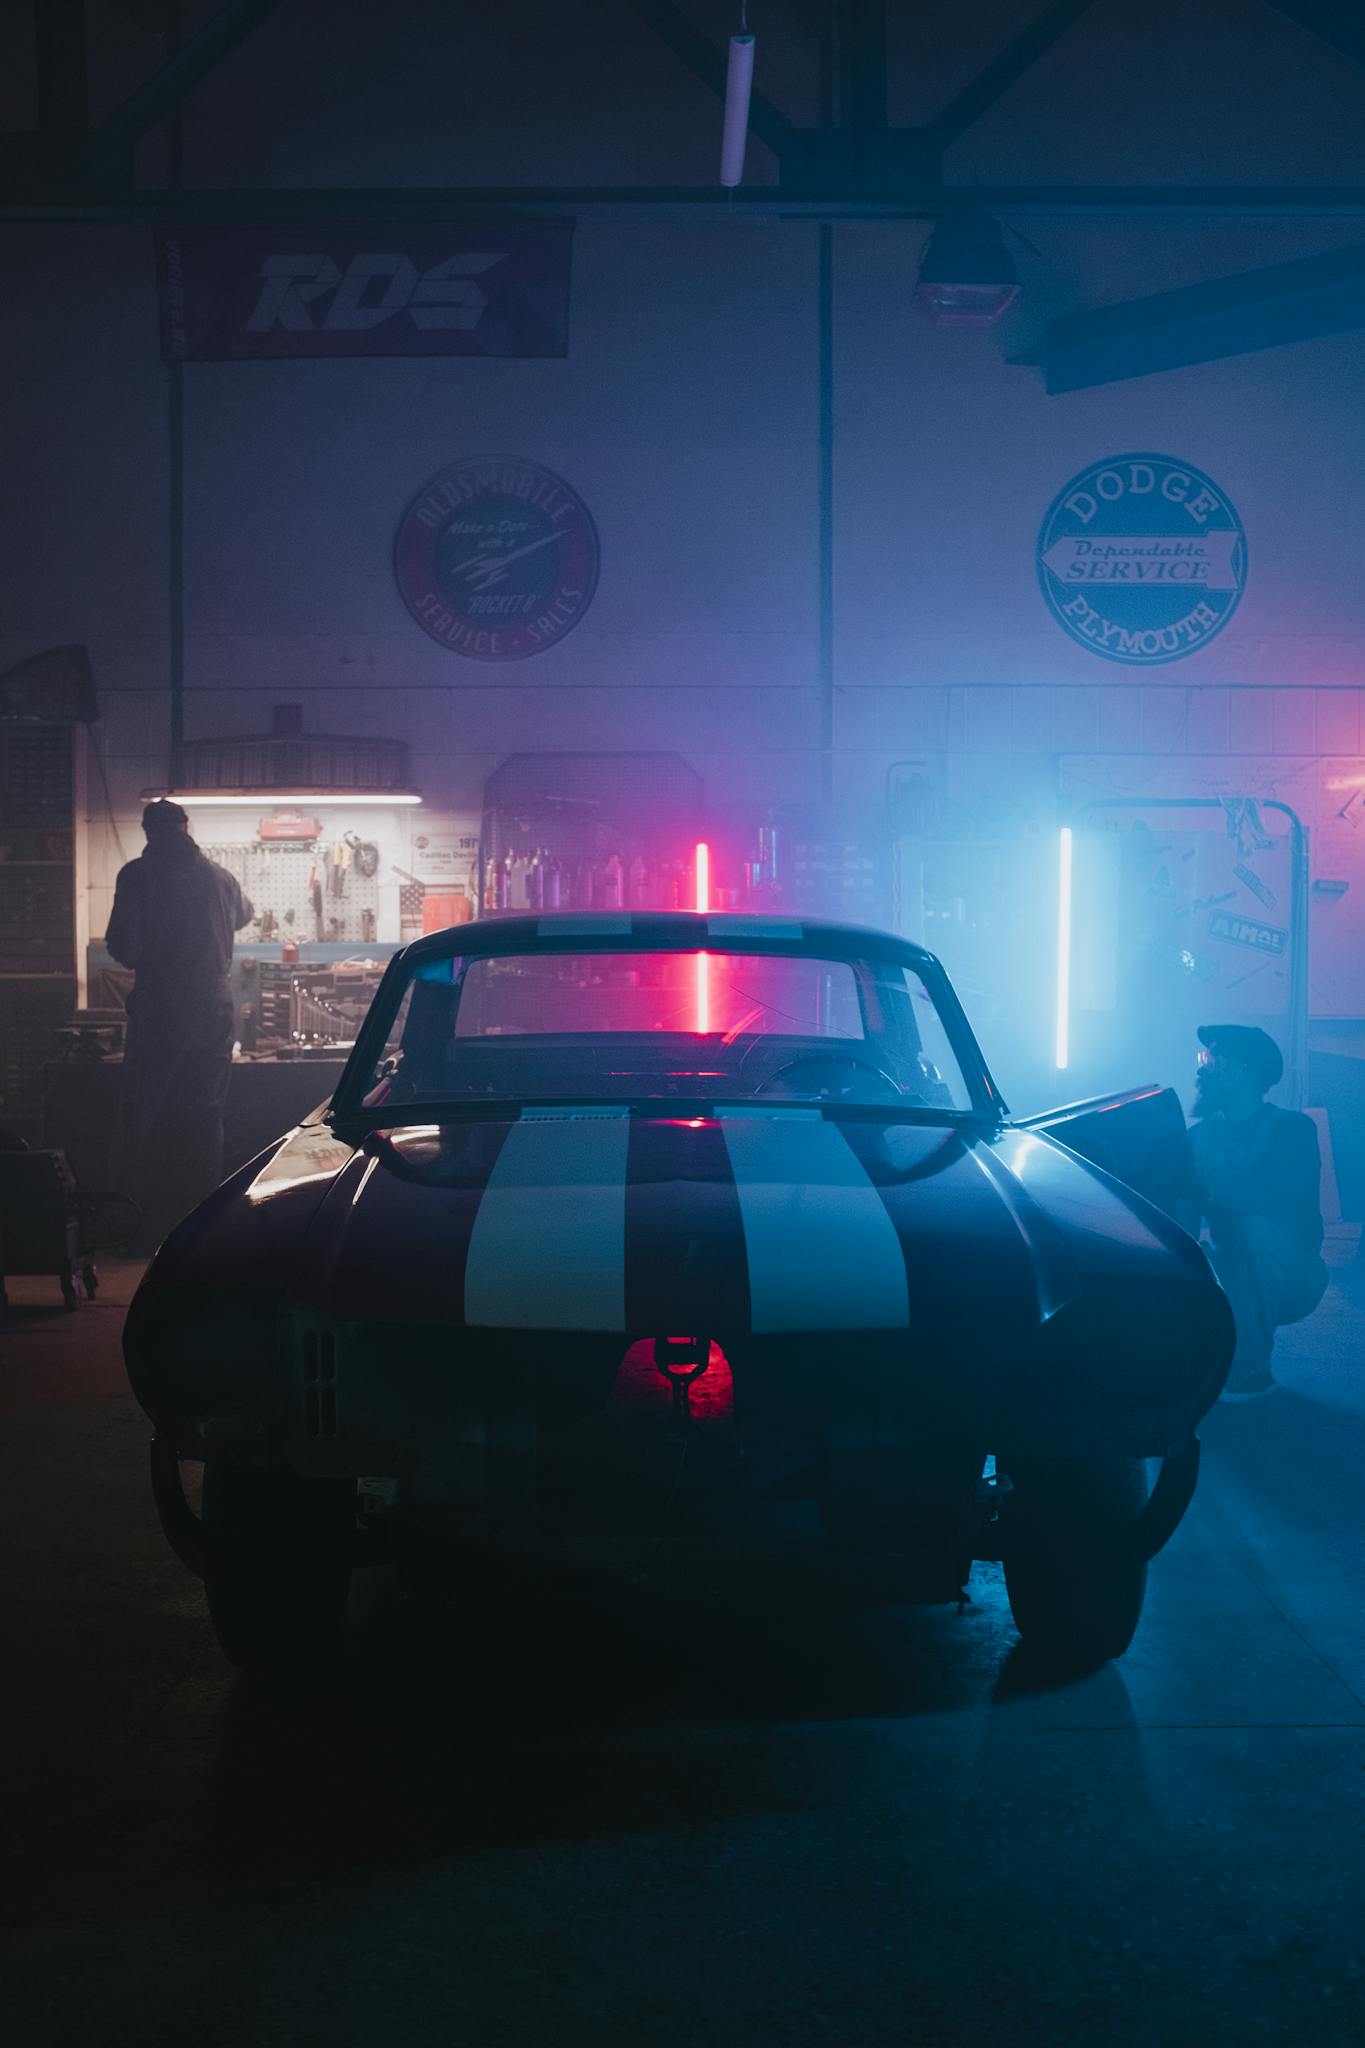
xmin=400 ymin=910 xmax=940 ymax=971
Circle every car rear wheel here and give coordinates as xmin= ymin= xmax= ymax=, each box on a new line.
xmin=202 ymin=1461 xmax=354 ymax=1676
xmin=1000 ymin=1453 xmax=1150 ymax=1667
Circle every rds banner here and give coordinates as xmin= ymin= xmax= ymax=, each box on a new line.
xmin=155 ymin=225 xmax=573 ymax=360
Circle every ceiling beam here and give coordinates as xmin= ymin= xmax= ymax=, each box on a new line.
xmin=923 ymin=0 xmax=1103 ymax=149
xmin=81 ymin=0 xmax=292 ymax=183
xmin=616 ymin=0 xmax=800 ymax=160
xmin=1261 ymin=2 xmax=1365 ymax=68
xmin=1036 ymin=240 xmax=1365 ymax=391
xmin=6 ymin=185 xmax=1365 ymax=225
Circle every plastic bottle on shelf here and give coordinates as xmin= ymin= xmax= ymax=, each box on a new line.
xmin=544 ymin=858 xmax=562 ymax=910
xmin=628 ymin=854 xmax=649 ymax=909
xmin=603 ymin=853 xmax=625 ymax=910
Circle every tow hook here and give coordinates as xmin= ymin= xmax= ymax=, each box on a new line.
xmin=653 ymin=1336 xmax=712 ymax=1435
xmin=1127 ymin=1433 xmax=1201 ymax=1565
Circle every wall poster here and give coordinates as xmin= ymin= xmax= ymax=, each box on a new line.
xmin=393 ymin=456 xmax=600 ymax=660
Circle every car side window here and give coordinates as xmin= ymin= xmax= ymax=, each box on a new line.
xmin=901 ymin=973 xmax=971 ymax=1109
xmin=360 ymin=986 xmax=413 ymax=1105
xmin=860 ymin=962 xmax=971 ymax=1109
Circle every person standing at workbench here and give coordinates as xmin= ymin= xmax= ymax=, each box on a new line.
xmin=106 ymin=799 xmax=254 ymax=1245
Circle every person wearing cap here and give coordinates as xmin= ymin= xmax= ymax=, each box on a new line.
xmin=106 ymin=800 xmax=254 ymax=1243
xmin=1189 ymin=1023 xmax=1327 ymax=1402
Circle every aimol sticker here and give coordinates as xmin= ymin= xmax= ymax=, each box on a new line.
xmin=1207 ymin=910 xmax=1287 ymax=955
xmin=1038 ymin=454 xmax=1247 ymax=665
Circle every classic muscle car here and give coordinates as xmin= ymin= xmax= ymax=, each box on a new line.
xmin=124 ymin=912 xmax=1234 ymax=1673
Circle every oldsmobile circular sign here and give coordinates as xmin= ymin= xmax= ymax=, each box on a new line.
xmin=394 ymin=456 xmax=599 ymax=660
xmin=1037 ymin=453 xmax=1246 ymax=665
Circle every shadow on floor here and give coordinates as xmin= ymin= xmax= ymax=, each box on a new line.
xmin=163 ymin=1570 xmax=1100 ymax=1903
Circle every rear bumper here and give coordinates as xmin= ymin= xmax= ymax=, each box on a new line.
xmin=128 ymin=1286 xmax=1226 ymax=1561
xmin=129 ymin=1303 xmax=1220 ymax=1463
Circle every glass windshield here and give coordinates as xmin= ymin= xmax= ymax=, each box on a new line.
xmin=352 ymin=949 xmax=977 ymax=1113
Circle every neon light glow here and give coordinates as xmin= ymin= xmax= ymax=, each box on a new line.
xmin=1055 ymin=826 xmax=1073 ymax=1070
xmin=695 ymin=841 xmax=710 ymax=1032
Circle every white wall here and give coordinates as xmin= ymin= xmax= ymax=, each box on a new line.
xmin=7 ymin=2 xmax=1365 ymax=1007
xmin=176 ymin=220 xmax=823 ymax=819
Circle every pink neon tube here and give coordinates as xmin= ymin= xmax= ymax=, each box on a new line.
xmin=695 ymin=842 xmax=710 ymax=1032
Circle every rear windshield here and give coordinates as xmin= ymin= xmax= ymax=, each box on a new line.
xmin=454 ymin=951 xmax=864 ymax=1040
xmin=352 ymin=947 xmax=975 ymax=1113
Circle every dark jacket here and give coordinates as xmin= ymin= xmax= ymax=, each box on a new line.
xmin=107 ymin=833 xmax=253 ymax=1006
xmin=1188 ymin=1101 xmax=1325 ymax=1257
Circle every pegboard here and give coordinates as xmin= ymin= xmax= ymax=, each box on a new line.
xmin=1 ymin=726 xmax=72 ymax=828
xmin=0 ymin=867 xmax=75 ymax=970
xmin=202 ymin=840 xmax=380 ymax=945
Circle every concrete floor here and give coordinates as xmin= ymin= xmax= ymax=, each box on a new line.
xmin=2 ymin=1260 xmax=1365 ymax=2047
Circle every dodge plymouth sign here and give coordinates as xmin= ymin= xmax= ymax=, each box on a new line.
xmin=1038 ymin=454 xmax=1247 ymax=665
xmin=394 ymin=456 xmax=599 ymax=660
xmin=155 ymin=226 xmax=572 ymax=359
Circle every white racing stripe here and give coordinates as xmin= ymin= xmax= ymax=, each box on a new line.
xmin=719 ymin=1113 xmax=910 ymax=1333
xmin=463 ymin=1114 xmax=631 ymax=1330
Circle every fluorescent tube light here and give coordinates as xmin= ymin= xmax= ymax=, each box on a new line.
xmin=143 ymin=791 xmax=423 ymax=807
xmin=720 ymin=34 xmax=755 ymax=187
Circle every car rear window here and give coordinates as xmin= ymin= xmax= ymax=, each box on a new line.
xmin=351 ymin=945 xmax=976 ymax=1113
xmin=451 ymin=951 xmax=864 ymax=1040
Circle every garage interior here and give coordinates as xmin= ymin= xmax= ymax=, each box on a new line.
xmin=5 ymin=2 xmax=1365 ymax=2041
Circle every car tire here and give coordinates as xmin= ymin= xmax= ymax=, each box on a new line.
xmin=999 ymin=1453 xmax=1150 ymax=1667
xmin=201 ymin=1461 xmax=354 ymax=1676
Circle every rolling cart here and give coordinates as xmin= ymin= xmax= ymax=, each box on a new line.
xmin=0 ymin=1146 xmax=135 ymax=1312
